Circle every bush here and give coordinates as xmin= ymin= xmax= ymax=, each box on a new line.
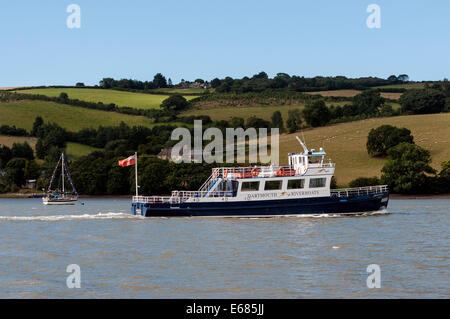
xmin=366 ymin=125 xmax=414 ymax=157
xmin=381 ymin=143 xmax=436 ymax=194
xmin=400 ymin=89 xmax=446 ymax=114
xmin=353 ymin=89 xmax=384 ymax=116
xmin=302 ymin=100 xmax=331 ymax=127
xmin=286 ymin=109 xmax=302 ymax=133
xmin=160 ymin=95 xmax=189 ymax=112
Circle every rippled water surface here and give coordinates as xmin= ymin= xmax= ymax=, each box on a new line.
xmin=0 ymin=198 xmax=448 ymax=298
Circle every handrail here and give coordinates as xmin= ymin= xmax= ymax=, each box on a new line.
xmin=330 ymin=185 xmax=388 ymax=197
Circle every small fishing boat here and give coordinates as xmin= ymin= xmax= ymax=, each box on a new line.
xmin=131 ymin=137 xmax=389 ymax=217
xmin=43 ymin=153 xmax=78 ymax=205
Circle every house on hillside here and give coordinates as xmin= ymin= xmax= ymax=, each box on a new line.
xmin=157 ymin=147 xmax=204 ymax=162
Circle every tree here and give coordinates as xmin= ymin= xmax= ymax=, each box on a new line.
xmin=160 ymin=95 xmax=189 ymax=112
xmin=231 ymin=117 xmax=245 ymax=128
xmin=99 ymin=78 xmax=115 ymax=88
xmin=381 ymin=143 xmax=436 ymax=193
xmin=106 ymin=165 xmax=131 ymax=195
xmin=302 ymin=100 xmax=331 ymax=127
xmin=31 ymin=116 xmax=44 ymax=136
xmin=286 ymin=109 xmax=302 ymax=133
xmin=153 ymin=73 xmax=167 ymax=88
xmin=440 ymin=159 xmax=450 ymax=178
xmin=59 ymin=92 xmax=69 ymax=101
xmin=167 ymin=78 xmax=173 ymax=87
xmin=75 ymin=82 xmax=85 ymax=87
xmin=35 ymin=125 xmax=67 ymax=159
xmin=246 ymin=117 xmax=271 ymax=129
xmin=253 ymin=71 xmax=268 ymax=79
xmin=11 ymin=142 xmax=34 ymax=160
xmin=5 ymin=158 xmax=28 ymax=187
xmin=399 ymin=89 xmax=446 ymax=114
xmin=366 ymin=125 xmax=414 ymax=157
xmin=353 ymin=89 xmax=384 ymax=115
xmin=0 ymin=145 xmax=12 ymax=169
xmin=397 ymin=74 xmax=409 ymax=82
xmin=329 ymin=105 xmax=344 ymax=119
xmin=271 ymin=111 xmax=284 ymax=131
xmin=387 ymin=75 xmax=398 ymax=83
xmin=210 ymin=78 xmax=221 ymax=88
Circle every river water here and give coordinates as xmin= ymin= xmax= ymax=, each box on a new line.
xmin=0 ymin=198 xmax=448 ymax=298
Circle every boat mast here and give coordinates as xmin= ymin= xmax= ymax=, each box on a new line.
xmin=135 ymin=152 xmax=138 ymax=196
xmin=62 ymin=153 xmax=65 ymax=194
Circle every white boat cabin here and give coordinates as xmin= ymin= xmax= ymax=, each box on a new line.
xmin=134 ymin=137 xmax=336 ymax=204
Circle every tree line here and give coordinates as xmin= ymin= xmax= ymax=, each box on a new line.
xmin=210 ymin=72 xmax=407 ymax=93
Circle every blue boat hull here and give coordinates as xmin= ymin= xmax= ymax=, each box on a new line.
xmin=132 ymin=191 xmax=389 ymax=217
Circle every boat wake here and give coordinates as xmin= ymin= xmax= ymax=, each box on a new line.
xmin=230 ymin=209 xmax=390 ymax=219
xmin=0 ymin=212 xmax=143 ymax=221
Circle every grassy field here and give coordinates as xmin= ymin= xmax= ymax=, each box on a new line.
xmin=278 ymin=113 xmax=450 ymax=185
xmin=66 ymin=142 xmax=102 ymax=158
xmin=0 ymin=136 xmax=99 ymax=159
xmin=305 ymin=89 xmax=402 ymax=100
xmin=182 ymin=105 xmax=304 ymax=122
xmin=0 ymin=100 xmax=156 ymax=131
xmin=150 ymin=88 xmax=208 ymax=94
xmin=374 ymin=83 xmax=426 ymax=89
xmin=182 ymin=101 xmax=354 ymax=122
xmin=0 ymin=135 xmax=37 ymax=148
xmin=15 ymin=88 xmax=197 ymax=110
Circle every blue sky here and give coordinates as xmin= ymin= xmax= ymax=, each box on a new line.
xmin=1 ymin=0 xmax=449 ymax=86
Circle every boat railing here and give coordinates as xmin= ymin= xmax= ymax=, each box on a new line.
xmin=209 ymin=164 xmax=335 ymax=179
xmin=211 ymin=166 xmax=297 ymax=179
xmin=330 ymin=185 xmax=388 ymax=197
xmin=133 ymin=190 xmax=234 ymax=204
xmin=132 ymin=195 xmax=172 ymax=203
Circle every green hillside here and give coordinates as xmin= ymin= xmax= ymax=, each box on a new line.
xmin=0 ymin=100 xmax=155 ymax=131
xmin=0 ymin=136 xmax=99 ymax=159
xmin=66 ymin=142 xmax=103 ymax=158
xmin=16 ymin=88 xmax=197 ymax=110
xmin=278 ymin=113 xmax=450 ymax=185
xmin=181 ymin=101 xmax=396 ymax=122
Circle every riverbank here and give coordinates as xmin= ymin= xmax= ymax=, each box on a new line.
xmin=389 ymin=194 xmax=450 ymax=199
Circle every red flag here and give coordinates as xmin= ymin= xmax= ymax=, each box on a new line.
xmin=118 ymin=155 xmax=136 ymax=167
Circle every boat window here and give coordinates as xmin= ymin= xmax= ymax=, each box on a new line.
xmin=308 ymin=156 xmax=321 ymax=164
xmin=309 ymin=178 xmax=326 ymax=188
xmin=287 ymin=179 xmax=304 ymax=189
xmin=241 ymin=181 xmax=260 ymax=191
xmin=264 ymin=180 xmax=282 ymax=191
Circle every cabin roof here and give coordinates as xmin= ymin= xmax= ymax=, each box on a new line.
xmin=289 ymin=151 xmax=326 ymax=156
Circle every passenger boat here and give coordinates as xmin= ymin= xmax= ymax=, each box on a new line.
xmin=131 ymin=137 xmax=389 ymax=217
xmin=43 ymin=153 xmax=78 ymax=205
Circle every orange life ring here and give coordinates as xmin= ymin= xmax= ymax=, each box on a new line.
xmin=223 ymin=169 xmax=228 ymax=178
xmin=275 ymin=167 xmax=285 ymax=176
xmin=297 ymin=167 xmax=302 ymax=175
xmin=251 ymin=168 xmax=260 ymax=177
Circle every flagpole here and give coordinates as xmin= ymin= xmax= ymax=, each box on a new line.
xmin=135 ymin=152 xmax=138 ymax=197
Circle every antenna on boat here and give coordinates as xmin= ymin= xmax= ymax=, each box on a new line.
xmin=295 ymin=136 xmax=309 ymax=154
